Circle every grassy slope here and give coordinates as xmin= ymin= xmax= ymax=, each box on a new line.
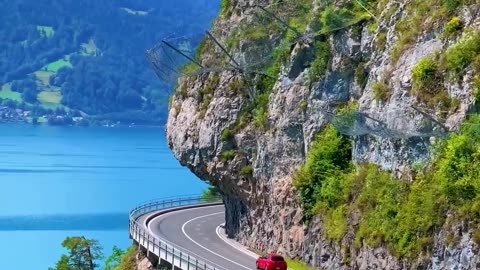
xmin=286 ymin=259 xmax=317 ymax=270
xmin=34 ymin=69 xmax=63 ymax=109
xmin=0 ymin=84 xmax=22 ymax=102
xmin=34 ymin=70 xmax=54 ymax=86
xmin=45 ymin=57 xmax=72 ymax=73
xmin=37 ymin=91 xmax=62 ymax=109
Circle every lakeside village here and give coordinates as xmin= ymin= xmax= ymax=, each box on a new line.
xmin=0 ymin=101 xmax=142 ymax=127
xmin=0 ymin=105 xmax=86 ymax=126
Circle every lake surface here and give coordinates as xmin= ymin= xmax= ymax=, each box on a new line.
xmin=0 ymin=124 xmax=207 ymax=269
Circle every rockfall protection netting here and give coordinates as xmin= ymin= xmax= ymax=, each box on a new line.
xmin=146 ymin=2 xmax=455 ymax=139
xmin=145 ymin=1 xmax=316 ymax=83
xmin=323 ymin=105 xmax=449 ymax=139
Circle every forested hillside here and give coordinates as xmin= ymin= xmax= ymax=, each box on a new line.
xmin=0 ymin=0 xmax=218 ymax=125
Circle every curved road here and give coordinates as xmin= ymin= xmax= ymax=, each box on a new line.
xmin=142 ymin=205 xmax=257 ymax=270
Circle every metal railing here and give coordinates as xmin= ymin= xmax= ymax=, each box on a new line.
xmin=129 ymin=195 xmax=226 ymax=270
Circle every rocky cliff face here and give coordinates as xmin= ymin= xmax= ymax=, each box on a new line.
xmin=165 ymin=0 xmax=480 ymax=269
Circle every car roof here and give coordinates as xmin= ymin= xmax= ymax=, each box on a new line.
xmin=268 ymin=253 xmax=283 ymax=257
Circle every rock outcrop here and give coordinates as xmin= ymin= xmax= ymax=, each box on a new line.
xmin=165 ymin=0 xmax=480 ymax=269
xmin=136 ymin=252 xmax=154 ymax=270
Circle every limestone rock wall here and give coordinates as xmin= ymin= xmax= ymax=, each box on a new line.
xmin=165 ymin=0 xmax=480 ymax=269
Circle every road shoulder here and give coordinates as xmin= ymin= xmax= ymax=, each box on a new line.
xmin=215 ymin=223 xmax=259 ymax=259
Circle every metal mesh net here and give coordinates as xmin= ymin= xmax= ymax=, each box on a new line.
xmin=146 ymin=2 xmax=309 ymax=83
xmin=146 ymin=3 xmax=451 ymax=139
xmin=325 ymin=106 xmax=448 ymax=139
xmin=145 ymin=0 xmax=379 ymax=83
xmin=146 ymin=32 xmax=206 ymax=84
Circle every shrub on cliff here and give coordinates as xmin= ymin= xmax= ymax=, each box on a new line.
xmin=320 ymin=6 xmax=350 ymax=32
xmin=410 ymin=56 xmax=452 ymax=108
xmin=105 ymin=246 xmax=127 ymax=270
xmin=435 ymin=115 xmax=480 ymax=207
xmin=292 ymin=124 xmax=352 ymax=219
xmin=372 ymin=80 xmax=391 ymax=101
xmin=412 ymin=57 xmax=439 ymax=93
xmin=220 ymin=0 xmax=231 ymax=16
xmin=445 ymin=31 xmax=480 ymax=77
xmin=294 ymin=115 xmax=480 ymax=257
xmin=201 ymin=186 xmax=221 ymax=202
xmin=309 ymin=40 xmax=331 ymax=82
xmin=111 ymin=245 xmax=137 ymax=270
xmin=443 ymin=17 xmax=463 ymax=37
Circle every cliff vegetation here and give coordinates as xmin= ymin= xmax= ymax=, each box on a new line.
xmin=165 ymin=0 xmax=480 ymax=268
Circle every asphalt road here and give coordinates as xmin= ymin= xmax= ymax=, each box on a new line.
xmin=144 ymin=205 xmax=257 ymax=270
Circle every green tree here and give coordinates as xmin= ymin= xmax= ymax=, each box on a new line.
xmin=201 ymin=185 xmax=221 ymax=202
xmin=104 ymin=246 xmax=125 ymax=270
xmin=49 ymin=236 xmax=103 ymax=270
xmin=115 ymin=246 xmax=138 ymax=270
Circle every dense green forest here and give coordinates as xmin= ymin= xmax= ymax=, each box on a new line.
xmin=0 ymin=0 xmax=218 ymax=124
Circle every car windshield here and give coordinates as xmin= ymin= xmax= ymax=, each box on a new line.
xmin=271 ymin=256 xmax=284 ymax=261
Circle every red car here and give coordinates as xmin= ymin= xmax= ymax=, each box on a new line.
xmin=256 ymin=253 xmax=287 ymax=270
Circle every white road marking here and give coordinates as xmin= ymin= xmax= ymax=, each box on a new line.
xmin=215 ymin=224 xmax=259 ymax=259
xmin=182 ymin=212 xmax=253 ymax=270
xmin=145 ymin=205 xmax=223 ymax=229
xmin=145 ymin=206 xmax=231 ymax=269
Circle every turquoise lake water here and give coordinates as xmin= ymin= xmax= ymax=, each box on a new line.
xmin=0 ymin=124 xmax=207 ymax=269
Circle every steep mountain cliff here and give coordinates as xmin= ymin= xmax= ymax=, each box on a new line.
xmin=165 ymin=0 xmax=480 ymax=269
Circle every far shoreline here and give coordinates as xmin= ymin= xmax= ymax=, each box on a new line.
xmin=0 ymin=121 xmax=166 ymax=129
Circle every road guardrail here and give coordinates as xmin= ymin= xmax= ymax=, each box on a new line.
xmin=129 ymin=195 xmax=226 ymax=270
